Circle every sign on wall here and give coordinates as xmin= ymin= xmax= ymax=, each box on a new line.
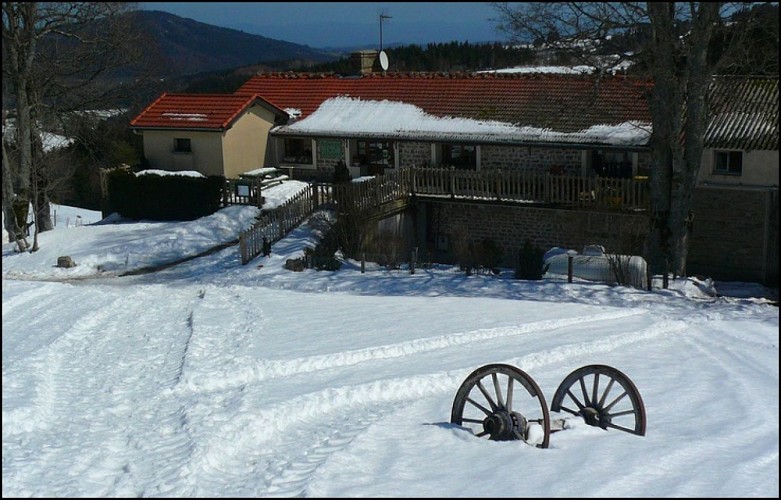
xmin=319 ymin=139 xmax=343 ymax=160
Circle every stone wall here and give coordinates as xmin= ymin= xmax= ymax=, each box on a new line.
xmin=481 ymin=145 xmax=582 ymax=175
xmin=689 ymin=186 xmax=778 ymax=284
xmin=398 ymin=142 xmax=431 ymax=167
xmin=417 ymin=199 xmax=648 ymax=269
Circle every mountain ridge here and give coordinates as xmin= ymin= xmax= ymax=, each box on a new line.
xmin=130 ymin=10 xmax=338 ymax=77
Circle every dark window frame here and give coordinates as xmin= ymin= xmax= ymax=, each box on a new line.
xmin=173 ymin=138 xmax=192 ymax=153
xmin=713 ymin=150 xmax=743 ymax=175
xmin=442 ymin=143 xmax=477 ymax=170
xmin=356 ymin=140 xmax=395 ymax=168
xmin=591 ymin=150 xmax=634 ymax=178
xmin=282 ymin=138 xmax=313 ymax=165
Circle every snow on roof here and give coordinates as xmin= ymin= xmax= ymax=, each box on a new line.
xmin=479 ymin=66 xmax=594 ymax=74
xmin=135 ymin=169 xmax=206 ymax=178
xmin=160 ymin=112 xmax=209 ymax=122
xmin=274 ymin=96 xmax=651 ymax=147
xmin=41 ymin=132 xmax=74 ymax=152
xmin=242 ymin=167 xmax=280 ymax=177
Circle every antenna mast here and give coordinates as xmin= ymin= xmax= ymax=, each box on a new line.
xmin=379 ymin=13 xmax=392 ymax=51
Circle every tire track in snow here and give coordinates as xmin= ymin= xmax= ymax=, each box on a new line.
xmin=0 ymin=281 xmax=56 ymax=316
xmin=2 ymin=292 xmax=131 ymax=437
xmin=175 ymin=307 xmax=649 ymax=396
xmin=2 ymin=285 xmax=206 ymax=497
xmin=262 ymin=402 xmax=404 ymax=498
xmin=186 ymin=318 xmax=689 ymax=496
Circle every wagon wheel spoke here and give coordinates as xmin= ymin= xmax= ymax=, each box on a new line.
xmin=492 ymin=373 xmax=505 ymax=409
xmin=466 ymin=397 xmax=492 ymax=416
xmin=608 ymin=409 xmax=639 ymax=418
xmin=579 ymin=377 xmax=591 ymax=407
xmin=603 ymin=391 xmax=628 ymax=413
xmin=451 ymin=364 xmax=551 ymax=448
xmin=551 ymin=365 xmax=646 ymax=437
xmin=591 ymin=373 xmax=600 ymax=409
xmin=558 ymin=405 xmax=581 ymax=417
xmin=597 ymin=378 xmax=615 ymax=408
xmin=476 ymin=381 xmax=498 ymax=411
xmin=505 ymin=376 xmax=514 ymax=412
xmin=566 ymin=389 xmax=586 ymax=411
xmin=603 ymin=422 xmax=639 ymax=434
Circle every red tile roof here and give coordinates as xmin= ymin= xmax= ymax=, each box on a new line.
xmin=235 ymin=72 xmax=654 ymax=133
xmin=130 ymin=93 xmax=286 ymax=130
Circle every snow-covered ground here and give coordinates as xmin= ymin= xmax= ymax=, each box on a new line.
xmin=2 ymin=181 xmax=778 ymax=497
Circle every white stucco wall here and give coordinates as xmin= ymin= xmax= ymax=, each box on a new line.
xmin=141 ymin=130 xmax=224 ymax=177
xmin=222 ymin=104 xmax=277 ymax=179
xmin=140 ymin=103 xmax=278 ymax=179
xmin=698 ymin=148 xmax=779 ymax=187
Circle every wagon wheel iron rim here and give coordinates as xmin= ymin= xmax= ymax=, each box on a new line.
xmin=550 ymin=364 xmax=646 ymax=436
xmin=451 ymin=364 xmax=551 ymax=448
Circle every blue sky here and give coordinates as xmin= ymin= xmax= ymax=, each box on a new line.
xmin=142 ymin=2 xmax=505 ymax=49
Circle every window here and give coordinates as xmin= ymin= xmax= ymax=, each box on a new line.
xmin=356 ymin=140 xmax=395 ymax=168
xmin=591 ymin=150 xmax=633 ymax=178
xmin=282 ymin=138 xmax=312 ymax=165
xmin=442 ymin=144 xmax=477 ymax=169
xmin=714 ymin=150 xmax=743 ymax=175
xmin=173 ymin=138 xmax=191 ymax=153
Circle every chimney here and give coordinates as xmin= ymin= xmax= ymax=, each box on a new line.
xmin=350 ymin=50 xmax=379 ymax=76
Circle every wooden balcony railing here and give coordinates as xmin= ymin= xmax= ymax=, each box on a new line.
xmin=406 ymin=166 xmax=650 ymax=211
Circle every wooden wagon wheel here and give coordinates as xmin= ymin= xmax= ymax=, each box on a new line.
xmin=551 ymin=364 xmax=646 ymax=436
xmin=451 ymin=364 xmax=551 ymax=448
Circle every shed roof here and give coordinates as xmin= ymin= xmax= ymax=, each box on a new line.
xmin=130 ymin=93 xmax=287 ymax=131
xmin=704 ymin=76 xmax=778 ymax=151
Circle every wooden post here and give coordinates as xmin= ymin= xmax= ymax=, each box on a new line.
xmin=361 ymin=252 xmax=366 ymax=274
xmin=410 ymin=165 xmax=417 ymax=196
xmin=239 ymin=234 xmax=247 ymax=265
xmin=544 ymin=173 xmax=551 ymax=203
xmin=662 ymin=258 xmax=669 ymax=289
xmin=646 ymin=262 xmax=652 ymax=291
xmin=567 ymin=253 xmax=574 ymax=283
xmin=450 ymin=166 xmax=455 ymax=199
xmin=256 ymin=178 xmax=263 ymax=208
xmin=410 ymin=247 xmax=418 ymax=275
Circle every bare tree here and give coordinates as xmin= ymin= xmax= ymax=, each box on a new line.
xmin=2 ymin=2 xmax=146 ymax=251
xmin=491 ymin=2 xmax=775 ymax=279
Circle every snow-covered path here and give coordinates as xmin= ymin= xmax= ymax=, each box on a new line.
xmin=3 ymin=273 xmax=778 ymax=497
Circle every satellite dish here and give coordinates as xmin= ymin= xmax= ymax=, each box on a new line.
xmin=379 ymin=50 xmax=389 ymax=71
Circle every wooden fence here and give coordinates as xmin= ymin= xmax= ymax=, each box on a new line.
xmin=238 ymin=184 xmax=331 ymax=264
xmin=329 ymin=172 xmax=410 ymax=213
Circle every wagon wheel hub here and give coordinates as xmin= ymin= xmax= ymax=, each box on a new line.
xmin=483 ymin=410 xmax=526 ymax=441
xmin=581 ymin=406 xmax=611 ymax=429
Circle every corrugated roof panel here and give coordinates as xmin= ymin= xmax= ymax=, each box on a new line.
xmin=704 ymin=77 xmax=778 ymax=151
